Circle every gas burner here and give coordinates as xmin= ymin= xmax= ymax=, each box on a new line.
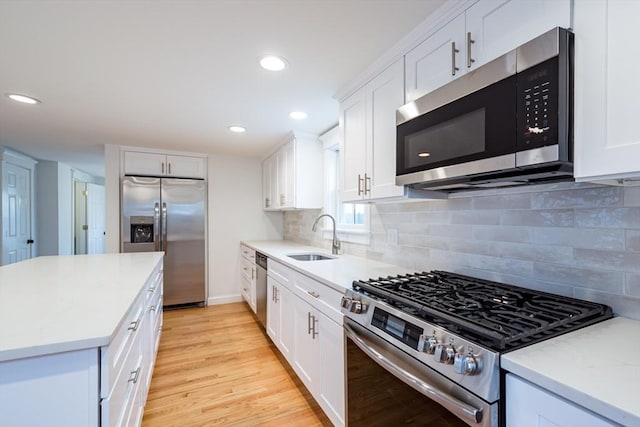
xmin=352 ymin=270 xmax=613 ymax=351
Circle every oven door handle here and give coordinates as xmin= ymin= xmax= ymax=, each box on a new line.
xmin=344 ymin=321 xmax=484 ymax=425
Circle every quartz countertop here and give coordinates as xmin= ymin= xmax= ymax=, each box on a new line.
xmin=0 ymin=252 xmax=164 ymax=362
xmin=502 ymin=316 xmax=640 ymax=427
xmin=241 ymin=240 xmax=411 ymax=293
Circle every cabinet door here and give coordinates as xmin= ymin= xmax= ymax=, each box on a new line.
xmin=367 ymin=59 xmax=405 ymax=200
xmin=262 ymin=155 xmax=274 ymax=210
xmin=266 ymin=277 xmax=280 ymax=343
xmin=292 ymin=301 xmax=320 ymax=392
xmin=166 ymin=155 xmax=206 ymax=179
xmin=318 ymin=314 xmax=345 ymax=427
xmin=123 ymin=152 xmax=166 ymax=176
xmin=278 ymin=139 xmax=295 ymax=208
xmin=405 ymin=14 xmax=465 ymax=102
xmin=466 ymin=0 xmax=571 ymax=70
xmin=339 ymin=88 xmax=367 ymax=202
xmin=240 ymin=273 xmax=252 ymax=310
xmin=506 ymin=374 xmax=616 ymax=427
xmin=278 ymin=284 xmax=295 ymax=361
xmin=574 ymin=0 xmax=640 ymax=182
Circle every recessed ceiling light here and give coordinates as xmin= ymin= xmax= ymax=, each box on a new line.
xmin=417 ymin=152 xmax=431 ymax=157
xmin=260 ymin=55 xmax=287 ymax=71
xmin=289 ymin=111 xmax=308 ymax=120
xmin=228 ymin=125 xmax=246 ymax=133
xmin=6 ymin=93 xmax=40 ymax=104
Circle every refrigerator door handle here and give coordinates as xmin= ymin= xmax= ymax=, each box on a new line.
xmin=162 ymin=202 xmax=168 ymax=254
xmin=154 ymin=202 xmax=161 ymax=252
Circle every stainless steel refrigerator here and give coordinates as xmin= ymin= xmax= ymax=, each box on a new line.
xmin=121 ymin=176 xmax=206 ymax=307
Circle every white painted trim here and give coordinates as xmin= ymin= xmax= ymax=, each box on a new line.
xmin=118 ymin=144 xmax=209 ymax=159
xmin=335 ymin=0 xmax=477 ymax=101
xmin=207 ymin=295 xmax=243 ymax=306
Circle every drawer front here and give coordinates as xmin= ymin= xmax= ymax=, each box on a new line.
xmin=267 ymin=260 xmax=292 ymax=288
xmin=101 ymin=319 xmax=144 ymax=427
xmin=240 ymin=257 xmax=255 ymax=282
xmin=145 ymin=264 xmax=163 ymax=305
xmin=101 ymin=291 xmax=145 ymax=398
xmin=241 ymin=245 xmax=256 ymax=262
xmin=293 ymin=271 xmax=343 ymax=323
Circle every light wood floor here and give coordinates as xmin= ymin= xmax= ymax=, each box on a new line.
xmin=142 ymin=302 xmax=332 ymax=427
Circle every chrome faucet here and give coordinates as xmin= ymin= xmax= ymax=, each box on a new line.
xmin=312 ymin=214 xmax=341 ymax=255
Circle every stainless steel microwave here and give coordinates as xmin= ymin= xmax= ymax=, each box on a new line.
xmin=396 ymin=27 xmax=573 ymax=191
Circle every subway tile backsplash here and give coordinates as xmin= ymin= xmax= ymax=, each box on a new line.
xmin=283 ymin=182 xmax=640 ymax=320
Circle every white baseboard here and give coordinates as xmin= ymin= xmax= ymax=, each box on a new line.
xmin=207 ymin=295 xmax=243 ymax=306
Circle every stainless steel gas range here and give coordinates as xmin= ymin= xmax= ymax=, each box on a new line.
xmin=340 ymin=270 xmax=612 ymax=427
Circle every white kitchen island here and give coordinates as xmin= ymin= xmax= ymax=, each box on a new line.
xmin=0 ymin=252 xmax=164 ymax=427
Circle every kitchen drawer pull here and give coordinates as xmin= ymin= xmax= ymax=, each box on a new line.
xmin=307 ymin=291 xmax=320 ymax=299
xmin=150 ymin=305 xmax=156 ymax=312
xmin=148 ymin=286 xmax=156 ymax=293
xmin=466 ymin=32 xmax=475 ymax=68
xmin=128 ymin=319 xmax=140 ymax=331
xmin=128 ymin=367 xmax=141 ymax=384
xmin=451 ymin=41 xmax=460 ymax=76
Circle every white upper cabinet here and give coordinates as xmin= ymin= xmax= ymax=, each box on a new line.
xmin=405 ymin=0 xmax=571 ymax=103
xmin=262 ymin=133 xmax=323 ymax=211
xmin=340 ymin=59 xmax=405 ymax=203
xmin=123 ymin=151 xmax=206 ymax=179
xmin=574 ymin=0 xmax=640 ymax=184
xmin=405 ymin=14 xmax=466 ymax=102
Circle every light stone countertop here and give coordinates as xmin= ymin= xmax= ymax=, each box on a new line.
xmin=245 ymin=239 xmax=639 ymax=427
xmin=501 ymin=317 xmax=640 ymax=427
xmin=241 ymin=240 xmax=412 ymax=293
xmin=0 ymin=252 xmax=164 ymax=363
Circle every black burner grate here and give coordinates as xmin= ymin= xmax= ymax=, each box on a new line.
xmin=353 ymin=271 xmax=613 ymax=351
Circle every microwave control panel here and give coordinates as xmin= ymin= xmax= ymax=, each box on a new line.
xmin=517 ymin=56 xmax=559 ymax=150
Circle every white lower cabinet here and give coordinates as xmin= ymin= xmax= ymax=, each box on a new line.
xmin=240 ymin=245 xmax=257 ymax=313
xmin=506 ymin=374 xmax=617 ymax=427
xmin=266 ymin=259 xmax=345 ymax=427
xmin=0 ymin=259 xmax=163 ymax=427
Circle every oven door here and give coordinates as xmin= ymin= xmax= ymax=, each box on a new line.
xmin=344 ymin=318 xmax=497 ymax=427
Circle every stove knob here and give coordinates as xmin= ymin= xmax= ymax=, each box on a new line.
xmin=340 ymin=296 xmax=352 ymax=309
xmin=350 ymin=301 xmax=362 ymax=313
xmin=426 ymin=336 xmax=438 ymax=354
xmin=464 ymin=355 xmax=479 ymax=376
xmin=454 ymin=352 xmax=465 ymax=374
xmin=444 ymin=345 xmax=456 ymax=365
xmin=434 ymin=344 xmax=455 ymax=363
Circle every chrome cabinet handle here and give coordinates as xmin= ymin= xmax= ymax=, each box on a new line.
xmin=364 ymin=173 xmax=371 ymax=195
xmin=128 ymin=319 xmax=139 ymax=331
xmin=307 ymin=291 xmax=320 ymax=299
xmin=168 ymin=162 xmax=171 ymax=175
xmin=307 ymin=312 xmax=312 ymax=335
xmin=161 ymin=162 xmax=165 ymax=174
xmin=251 ymin=268 xmax=255 ymax=280
xmin=451 ymin=42 xmax=460 ymax=76
xmin=128 ymin=367 xmax=141 ymax=384
xmin=311 ymin=315 xmax=318 ymax=339
xmin=357 ymin=174 xmax=363 ymax=196
xmin=467 ymin=32 xmax=475 ymax=68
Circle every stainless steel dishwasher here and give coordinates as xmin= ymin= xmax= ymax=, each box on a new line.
xmin=255 ymin=252 xmax=267 ymax=328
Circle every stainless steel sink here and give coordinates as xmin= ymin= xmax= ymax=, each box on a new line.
xmin=287 ymin=253 xmax=335 ymax=261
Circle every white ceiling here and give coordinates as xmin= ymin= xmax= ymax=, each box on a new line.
xmin=0 ymin=0 xmax=445 ymax=177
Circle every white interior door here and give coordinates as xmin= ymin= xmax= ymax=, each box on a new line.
xmin=86 ymin=183 xmax=105 ymax=254
xmin=2 ymin=163 xmax=32 ymax=265
xmin=74 ymin=182 xmax=87 ymax=255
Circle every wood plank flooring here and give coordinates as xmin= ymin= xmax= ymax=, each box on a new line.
xmin=142 ymin=302 xmax=332 ymax=427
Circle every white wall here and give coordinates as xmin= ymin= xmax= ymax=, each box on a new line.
xmin=36 ymin=161 xmax=59 ymax=256
xmin=103 ymin=145 xmax=120 ymax=253
xmin=207 ymin=154 xmax=283 ymax=305
xmin=57 ymin=163 xmax=73 ymax=255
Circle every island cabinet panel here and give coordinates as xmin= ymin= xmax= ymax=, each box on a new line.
xmin=0 ymin=254 xmax=163 ymax=427
xmin=0 ymin=349 xmax=100 ymax=427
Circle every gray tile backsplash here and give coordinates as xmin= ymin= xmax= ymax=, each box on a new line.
xmin=283 ymin=182 xmax=640 ymax=320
